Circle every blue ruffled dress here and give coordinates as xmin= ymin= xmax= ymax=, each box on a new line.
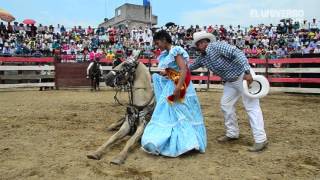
xmin=141 ymin=46 xmax=207 ymax=157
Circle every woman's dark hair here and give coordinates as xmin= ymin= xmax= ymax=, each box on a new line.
xmin=153 ymin=30 xmax=172 ymax=44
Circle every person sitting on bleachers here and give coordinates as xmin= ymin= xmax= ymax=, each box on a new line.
xmin=314 ymin=43 xmax=320 ymax=54
xmin=2 ymin=42 xmax=11 ymax=55
xmin=89 ymin=47 xmax=101 ymax=62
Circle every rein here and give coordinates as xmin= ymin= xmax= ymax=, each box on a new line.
xmin=111 ymin=62 xmax=155 ymax=135
xmin=113 ymin=62 xmax=154 ymax=110
xmin=113 ymin=77 xmax=154 ymax=110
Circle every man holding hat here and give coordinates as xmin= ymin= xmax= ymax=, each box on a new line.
xmin=189 ymin=31 xmax=268 ymax=152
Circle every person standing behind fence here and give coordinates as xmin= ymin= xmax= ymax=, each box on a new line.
xmin=189 ymin=31 xmax=268 ymax=152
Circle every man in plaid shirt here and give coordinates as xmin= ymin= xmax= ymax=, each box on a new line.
xmin=189 ymin=31 xmax=268 ymax=152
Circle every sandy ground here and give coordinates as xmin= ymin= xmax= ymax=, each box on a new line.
xmin=0 ymin=89 xmax=319 ymax=180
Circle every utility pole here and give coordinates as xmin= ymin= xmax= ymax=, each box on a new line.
xmin=149 ymin=4 xmax=152 ymax=28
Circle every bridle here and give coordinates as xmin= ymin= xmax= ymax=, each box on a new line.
xmin=105 ymin=60 xmax=155 ymax=135
xmin=105 ymin=60 xmax=154 ymax=109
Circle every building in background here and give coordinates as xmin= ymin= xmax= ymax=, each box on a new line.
xmin=99 ymin=3 xmax=157 ymax=30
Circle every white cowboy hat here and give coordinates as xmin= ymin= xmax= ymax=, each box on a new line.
xmin=191 ymin=31 xmax=216 ymax=47
xmin=242 ymin=69 xmax=270 ymax=99
xmin=243 ymin=74 xmax=270 ymax=99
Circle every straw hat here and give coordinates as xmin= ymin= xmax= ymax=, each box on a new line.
xmin=191 ymin=31 xmax=216 ymax=47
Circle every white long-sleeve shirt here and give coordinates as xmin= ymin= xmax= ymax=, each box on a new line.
xmin=87 ymin=62 xmax=103 ymax=76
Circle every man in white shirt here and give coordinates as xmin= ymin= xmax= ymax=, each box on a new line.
xmin=144 ymin=26 xmax=152 ymax=36
xmin=3 ymin=42 xmax=11 ymax=54
xmin=0 ymin=36 xmax=3 ymax=51
xmin=300 ymin=20 xmax=309 ymax=31
xmin=144 ymin=33 xmax=153 ymax=44
xmin=310 ymin=18 xmax=319 ymax=32
xmin=131 ymin=27 xmax=137 ymax=42
xmin=54 ymin=24 xmax=60 ymax=34
xmin=314 ymin=43 xmax=320 ymax=54
xmin=261 ymin=35 xmax=270 ymax=48
xmin=132 ymin=45 xmax=140 ymax=60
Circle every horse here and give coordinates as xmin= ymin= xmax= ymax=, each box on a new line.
xmin=87 ymin=52 xmax=154 ymax=165
xmin=86 ymin=58 xmax=102 ymax=91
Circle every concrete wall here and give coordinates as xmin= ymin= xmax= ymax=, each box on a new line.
xmin=99 ymin=3 xmax=157 ymax=30
xmin=125 ymin=4 xmax=151 ymax=21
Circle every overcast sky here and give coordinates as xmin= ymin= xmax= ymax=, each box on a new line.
xmin=2 ymin=0 xmax=319 ymax=28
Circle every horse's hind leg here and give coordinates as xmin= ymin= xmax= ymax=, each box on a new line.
xmin=87 ymin=117 xmax=130 ymax=160
xmin=90 ymin=78 xmax=94 ymax=91
xmin=94 ymin=78 xmax=97 ymax=91
xmin=110 ymin=121 xmax=145 ymax=165
xmin=107 ymin=117 xmax=125 ymax=131
xmin=96 ymin=76 xmax=100 ymax=91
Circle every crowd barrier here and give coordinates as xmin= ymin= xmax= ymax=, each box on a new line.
xmin=0 ymin=56 xmax=320 ymax=93
xmin=0 ymin=64 xmax=55 ymax=88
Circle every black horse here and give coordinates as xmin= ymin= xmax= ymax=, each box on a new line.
xmin=87 ymin=58 xmax=102 ymax=91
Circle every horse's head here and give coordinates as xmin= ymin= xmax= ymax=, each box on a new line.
xmin=105 ymin=51 xmax=141 ymax=87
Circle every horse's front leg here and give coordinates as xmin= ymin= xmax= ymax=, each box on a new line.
xmin=87 ymin=116 xmax=130 ymax=160
xmin=110 ymin=120 xmax=145 ymax=165
xmin=95 ymin=75 xmax=100 ymax=91
xmin=107 ymin=117 xmax=125 ymax=131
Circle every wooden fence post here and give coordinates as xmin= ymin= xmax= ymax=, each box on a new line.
xmin=206 ymin=70 xmax=210 ymax=91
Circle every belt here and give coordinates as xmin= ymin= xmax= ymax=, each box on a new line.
xmin=228 ymin=76 xmax=240 ymax=82
xmin=223 ymin=73 xmax=243 ymax=83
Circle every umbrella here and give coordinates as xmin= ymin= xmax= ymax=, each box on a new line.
xmin=23 ymin=19 xmax=36 ymax=25
xmin=165 ymin=22 xmax=175 ymax=28
xmin=0 ymin=8 xmax=15 ymax=22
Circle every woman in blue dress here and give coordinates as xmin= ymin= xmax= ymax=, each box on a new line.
xmin=141 ymin=30 xmax=207 ymax=157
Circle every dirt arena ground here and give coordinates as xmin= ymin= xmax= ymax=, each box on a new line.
xmin=0 ymin=89 xmax=319 ymax=180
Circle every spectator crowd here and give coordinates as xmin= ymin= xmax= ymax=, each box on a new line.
xmin=0 ymin=18 xmax=319 ymax=63
xmin=163 ymin=18 xmax=320 ymax=59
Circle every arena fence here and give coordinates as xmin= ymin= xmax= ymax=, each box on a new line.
xmin=0 ymin=56 xmax=320 ymax=93
xmin=55 ymin=63 xmax=91 ymax=89
xmin=0 ymin=64 xmax=55 ymax=89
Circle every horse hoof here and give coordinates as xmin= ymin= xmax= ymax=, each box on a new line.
xmin=87 ymin=153 xmax=101 ymax=160
xmin=110 ymin=157 xmax=125 ymax=165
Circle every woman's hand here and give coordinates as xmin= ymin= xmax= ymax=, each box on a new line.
xmin=159 ymin=70 xmax=167 ymax=76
